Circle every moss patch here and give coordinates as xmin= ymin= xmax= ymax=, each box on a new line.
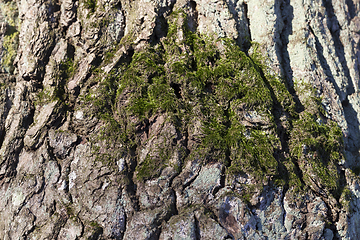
xmin=0 ymin=1 xmax=18 ymax=27
xmin=2 ymin=30 xmax=19 ymax=73
xmin=289 ymin=90 xmax=343 ymax=195
xmin=0 ymin=1 xmax=19 ymax=73
xmin=84 ymin=0 xmax=96 ymax=13
xmin=82 ymin=10 xmax=344 ymax=197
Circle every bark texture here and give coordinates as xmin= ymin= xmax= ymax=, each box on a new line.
xmin=0 ymin=0 xmax=360 ymax=239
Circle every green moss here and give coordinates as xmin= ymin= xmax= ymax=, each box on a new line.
xmin=83 ymin=10 xmax=344 ymax=194
xmin=2 ymin=31 xmax=19 ymax=73
xmin=104 ymin=51 xmax=116 ymax=64
xmin=35 ymin=89 xmax=53 ymax=106
xmin=89 ymin=221 xmax=101 ymax=228
xmin=340 ymin=187 xmax=353 ymax=209
xmin=289 ymin=94 xmax=343 ymax=193
xmin=116 ymin=17 xmax=286 ymax=180
xmin=136 ymin=154 xmax=167 ymax=181
xmin=0 ymin=1 xmax=19 ymax=27
xmin=85 ymin=69 xmax=119 ymax=118
xmin=53 ymin=58 xmax=75 ymax=102
xmin=84 ymin=0 xmax=96 ymax=12
xmin=135 ymin=119 xmax=185 ymax=181
xmin=34 ymin=57 xmax=75 ymax=107
xmin=0 ymin=1 xmax=19 ymax=73
xmin=60 ymin=58 xmax=76 ymax=80
xmin=85 ymin=11 xmax=289 ymax=181
xmin=88 ymin=221 xmax=103 ymax=240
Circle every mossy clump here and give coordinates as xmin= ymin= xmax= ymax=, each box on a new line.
xmin=54 ymin=57 xmax=75 ymax=101
xmin=290 ymin=100 xmax=343 ymax=194
xmin=60 ymin=58 xmax=76 ymax=80
xmin=2 ymin=30 xmax=19 ymax=73
xmin=0 ymin=1 xmax=19 ymax=27
xmin=84 ymin=0 xmax=96 ymax=12
xmin=136 ymin=146 xmax=172 ymax=180
xmin=34 ymin=57 xmax=75 ymax=107
xmin=85 ymin=10 xmax=344 ymax=194
xmin=0 ymin=1 xmax=20 ymax=73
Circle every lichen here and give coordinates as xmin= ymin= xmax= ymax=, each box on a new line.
xmin=2 ymin=31 xmax=19 ymax=73
xmin=0 ymin=1 xmax=19 ymax=27
xmin=0 ymin=1 xmax=20 ymax=73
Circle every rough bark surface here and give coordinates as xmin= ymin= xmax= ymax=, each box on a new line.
xmin=0 ymin=0 xmax=360 ymax=239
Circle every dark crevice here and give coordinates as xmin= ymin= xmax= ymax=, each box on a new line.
xmin=323 ymin=0 xmax=355 ymax=96
xmin=243 ymin=2 xmax=251 ymax=51
xmin=172 ymin=188 xmax=179 ymax=216
xmin=341 ymin=96 xmax=350 ymax=108
xmin=78 ymin=218 xmax=85 ymax=238
xmin=189 ymin=1 xmax=197 ymax=10
xmin=337 ymin=168 xmax=348 ymax=202
xmin=187 ymin=1 xmax=198 ymax=32
xmin=151 ymin=15 xmax=168 ymax=45
xmin=226 ymin=0 xmax=251 ymax=51
xmin=127 ymin=155 xmax=140 ymax=212
xmin=341 ymin=104 xmax=360 ymax=160
xmin=0 ymin=123 xmax=9 ymax=151
xmin=307 ymin=173 xmax=342 ymax=237
xmin=309 ymin=24 xmax=360 ymax=168
xmin=345 ymin=0 xmax=356 ymax=20
xmin=109 ymin=47 xmax=135 ymax=73
xmin=249 ymin=53 xmax=306 ymax=188
xmin=50 ymin=206 xmax=69 ymax=239
xmin=2 ymin=138 xmax=24 ymax=181
xmin=291 ymin=157 xmax=306 ymax=187
xmin=23 ymin=103 xmax=35 ymax=130
xmin=194 ymin=215 xmax=201 ymax=240
xmin=221 ymin=107 xmax=232 ymax=169
xmin=94 ymin=171 xmax=114 ymax=180
xmin=149 ymin=227 xmax=161 ymax=240
xmin=0 ymin=78 xmax=15 ymax=148
xmin=170 ymin=82 xmax=182 ymax=99
xmin=274 ymin=0 xmax=304 ymax=157
xmin=49 ymin=0 xmax=61 ymax=17
xmin=88 ymin=225 xmax=104 ymax=240
xmin=276 ymin=0 xmax=294 ymax=86
xmin=280 ymin=182 xmax=289 ymax=226
xmin=24 ymin=226 xmax=36 ymax=239
xmin=321 ymin=197 xmax=340 ymax=240
xmin=309 ymin=25 xmax=341 ymax=95
xmin=188 ymin=0 xmax=196 ymax=8
xmin=212 ymin=165 xmax=226 ymax=197
xmin=0 ymin=88 xmax=35 ymax=180
xmin=182 ymin=164 xmax=202 ymax=191
xmin=124 ymin=120 xmax=142 ymax=211
xmin=150 ymin=0 xmax=176 ymax=45
xmin=119 ymin=6 xmax=126 ymax=44
xmin=317 ymin=169 xmax=347 ymax=240
xmin=113 ymin=0 xmax=123 ymax=10
xmin=276 ymin=0 xmax=304 ymax=112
